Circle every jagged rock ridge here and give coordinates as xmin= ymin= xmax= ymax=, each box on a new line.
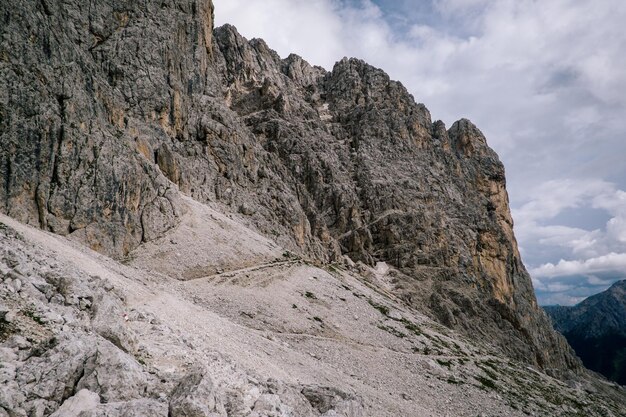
xmin=0 ymin=0 xmax=579 ymax=380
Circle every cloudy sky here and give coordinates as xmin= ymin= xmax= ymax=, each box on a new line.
xmin=213 ymin=0 xmax=626 ymax=305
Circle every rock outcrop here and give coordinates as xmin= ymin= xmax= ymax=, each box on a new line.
xmin=0 ymin=0 xmax=581 ymax=383
xmin=0 ymin=0 xmax=206 ymax=256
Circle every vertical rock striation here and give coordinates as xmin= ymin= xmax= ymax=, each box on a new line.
xmin=0 ymin=0 xmax=215 ymax=256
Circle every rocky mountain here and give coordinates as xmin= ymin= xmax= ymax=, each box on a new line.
xmin=1 ymin=0 xmax=625 ymax=415
xmin=545 ymin=280 xmax=626 ymax=385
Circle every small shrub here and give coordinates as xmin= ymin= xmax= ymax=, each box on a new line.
xmin=368 ymin=299 xmax=390 ymax=316
xmin=475 ymin=375 xmax=497 ymax=391
xmin=436 ymin=359 xmax=453 ymax=369
xmin=0 ymin=317 xmax=15 ymax=341
xmin=401 ymin=318 xmax=422 ymax=335
xmin=23 ymin=309 xmax=44 ymax=325
xmin=378 ymin=324 xmax=406 ymax=338
xmin=477 ymin=364 xmax=499 ymax=381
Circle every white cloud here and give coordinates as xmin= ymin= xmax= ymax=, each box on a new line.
xmin=512 ymin=179 xmax=614 ymax=225
xmin=531 ymin=252 xmax=626 ymax=278
xmin=516 ymin=180 xmax=626 ymax=284
xmin=435 ymin=0 xmax=490 ymax=12
xmin=519 ymin=180 xmax=626 ymax=304
xmin=212 ymin=0 xmax=345 ymax=67
xmin=539 ymin=293 xmax=588 ymax=306
xmin=607 ymin=216 xmax=626 ymax=243
xmin=586 ymin=274 xmax=612 ymax=286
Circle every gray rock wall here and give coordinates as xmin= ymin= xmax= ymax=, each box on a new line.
xmin=0 ymin=0 xmax=211 ymax=256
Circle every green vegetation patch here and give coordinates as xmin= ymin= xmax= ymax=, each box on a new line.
xmin=477 ymin=363 xmax=499 ymax=381
xmin=436 ymin=359 xmax=453 ymax=368
xmin=0 ymin=316 xmax=15 ymax=342
xmin=368 ymin=299 xmax=390 ymax=316
xmin=23 ymin=308 xmax=44 ymax=325
xmin=474 ymin=375 xmax=497 ymax=391
xmin=378 ymin=324 xmax=406 ymax=338
xmin=401 ymin=318 xmax=422 ymax=335
xmin=446 ymin=377 xmax=464 ymax=385
xmin=481 ymin=359 xmax=499 ymax=371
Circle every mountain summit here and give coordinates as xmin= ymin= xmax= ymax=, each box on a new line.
xmin=1 ymin=0 xmax=625 ymax=415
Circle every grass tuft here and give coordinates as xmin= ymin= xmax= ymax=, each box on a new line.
xmin=475 ymin=375 xmax=497 ymax=391
xmin=368 ymin=299 xmax=390 ymax=316
xmin=377 ymin=324 xmax=406 ymax=338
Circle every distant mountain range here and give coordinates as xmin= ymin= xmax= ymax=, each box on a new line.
xmin=545 ymin=280 xmax=626 ymax=385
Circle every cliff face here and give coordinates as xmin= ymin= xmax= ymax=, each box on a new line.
xmin=0 ymin=0 xmax=216 ymax=255
xmin=1 ymin=0 xmax=576 ymax=372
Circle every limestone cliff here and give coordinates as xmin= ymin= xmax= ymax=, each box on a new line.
xmin=1 ymin=0 xmax=577 ymax=375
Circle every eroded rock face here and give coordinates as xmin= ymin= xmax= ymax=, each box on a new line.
xmin=0 ymin=0 xmax=207 ymax=257
xmin=1 ymin=0 xmax=576 ymax=373
xmin=207 ymin=32 xmax=577 ymax=372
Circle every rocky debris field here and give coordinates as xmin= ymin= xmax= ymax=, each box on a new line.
xmin=1 ymin=205 xmax=624 ymax=416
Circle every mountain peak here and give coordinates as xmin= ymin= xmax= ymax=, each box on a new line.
xmin=608 ymin=278 xmax=626 ymax=292
xmin=448 ymin=118 xmax=490 ymax=157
